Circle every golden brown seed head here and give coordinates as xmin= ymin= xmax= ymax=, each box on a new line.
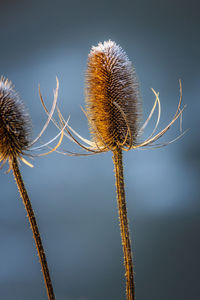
xmin=0 ymin=77 xmax=31 ymax=163
xmin=85 ymin=40 xmax=141 ymax=150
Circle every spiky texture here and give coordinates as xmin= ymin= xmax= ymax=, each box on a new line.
xmin=85 ymin=40 xmax=141 ymax=150
xmin=0 ymin=77 xmax=30 ymax=165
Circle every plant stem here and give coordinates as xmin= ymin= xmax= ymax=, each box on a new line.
xmin=12 ymin=156 xmax=55 ymax=300
xmin=113 ymin=148 xmax=135 ymax=300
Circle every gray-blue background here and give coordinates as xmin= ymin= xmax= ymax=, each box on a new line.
xmin=0 ymin=0 xmax=199 ymax=299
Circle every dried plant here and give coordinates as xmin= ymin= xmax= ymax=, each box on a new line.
xmin=0 ymin=77 xmax=65 ymax=300
xmin=41 ymin=41 xmax=185 ymax=300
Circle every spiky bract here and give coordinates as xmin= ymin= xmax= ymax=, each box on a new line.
xmin=0 ymin=77 xmax=31 ymax=165
xmin=85 ymin=40 xmax=140 ymax=150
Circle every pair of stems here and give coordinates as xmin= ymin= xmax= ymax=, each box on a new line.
xmin=12 ymin=149 xmax=134 ymax=300
xmin=12 ymin=156 xmax=55 ymax=300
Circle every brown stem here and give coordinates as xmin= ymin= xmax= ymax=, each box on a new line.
xmin=113 ymin=148 xmax=135 ymax=300
xmin=12 ymin=156 xmax=55 ymax=300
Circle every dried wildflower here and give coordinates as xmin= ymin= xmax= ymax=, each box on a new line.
xmin=0 ymin=77 xmax=64 ymax=170
xmin=42 ymin=40 xmax=185 ymax=300
xmin=85 ymin=40 xmax=140 ymax=150
xmin=47 ymin=41 xmax=185 ymax=157
xmin=0 ymin=78 xmax=30 ymax=167
xmin=0 ymin=77 xmax=65 ymax=300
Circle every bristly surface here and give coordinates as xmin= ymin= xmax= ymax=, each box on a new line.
xmin=0 ymin=77 xmax=31 ymax=163
xmin=47 ymin=41 xmax=185 ymax=157
xmin=85 ymin=40 xmax=141 ymax=150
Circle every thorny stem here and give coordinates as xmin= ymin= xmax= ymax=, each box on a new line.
xmin=113 ymin=148 xmax=135 ymax=300
xmin=12 ymin=156 xmax=55 ymax=300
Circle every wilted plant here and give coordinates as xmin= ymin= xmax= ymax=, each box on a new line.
xmin=0 ymin=77 xmax=65 ymax=300
xmin=41 ymin=41 xmax=185 ymax=300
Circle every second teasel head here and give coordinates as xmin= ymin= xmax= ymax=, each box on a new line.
xmin=0 ymin=76 xmax=65 ymax=169
xmin=85 ymin=40 xmax=141 ymax=150
xmin=0 ymin=77 xmax=31 ymax=165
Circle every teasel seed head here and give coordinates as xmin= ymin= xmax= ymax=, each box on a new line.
xmin=48 ymin=41 xmax=185 ymax=157
xmin=0 ymin=76 xmax=65 ymax=170
xmin=0 ymin=77 xmax=31 ymax=165
xmin=85 ymin=40 xmax=141 ymax=150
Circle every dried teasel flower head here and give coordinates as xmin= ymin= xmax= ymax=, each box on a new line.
xmin=0 ymin=77 xmax=31 ymax=165
xmin=85 ymin=40 xmax=141 ymax=150
xmin=0 ymin=77 xmax=66 ymax=170
xmin=45 ymin=40 xmax=186 ymax=156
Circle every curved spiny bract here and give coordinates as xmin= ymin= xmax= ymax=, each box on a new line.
xmin=86 ymin=40 xmax=141 ymax=151
xmin=0 ymin=77 xmax=31 ymax=165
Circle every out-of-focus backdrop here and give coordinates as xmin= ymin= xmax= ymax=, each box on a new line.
xmin=0 ymin=1 xmax=199 ymax=299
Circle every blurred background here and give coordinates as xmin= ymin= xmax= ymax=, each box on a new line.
xmin=0 ymin=0 xmax=199 ymax=299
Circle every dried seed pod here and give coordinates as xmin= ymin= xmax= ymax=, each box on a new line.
xmin=85 ymin=40 xmax=141 ymax=150
xmin=0 ymin=77 xmax=31 ymax=164
xmin=0 ymin=77 xmax=57 ymax=299
xmin=51 ymin=40 xmax=184 ymax=157
xmin=0 ymin=77 xmax=63 ymax=299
